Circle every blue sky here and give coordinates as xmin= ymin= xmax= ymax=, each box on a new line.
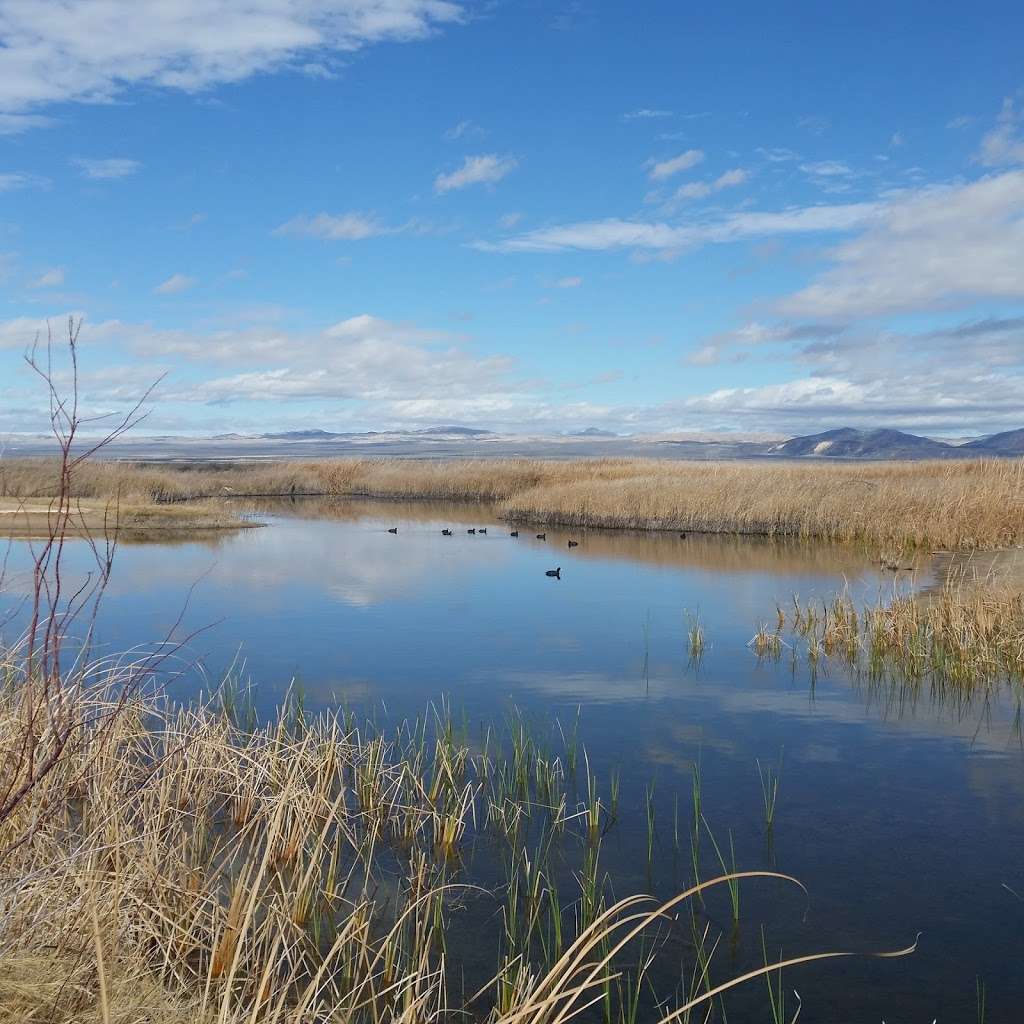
xmin=1 ymin=0 xmax=1023 ymax=437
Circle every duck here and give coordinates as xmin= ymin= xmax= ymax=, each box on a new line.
xmin=510 ymin=530 xmax=519 ymax=537
xmin=567 ymin=540 xmax=578 ymax=548
xmin=545 ymin=567 xmax=561 ymax=578
xmin=679 ymin=532 xmax=687 ymax=539
xmin=536 ymin=533 xmax=546 ymax=541
xmin=387 ymin=527 xmax=398 ymax=534
xmin=442 ymin=529 xmax=452 ymax=536
xmin=479 ymin=527 xmax=487 ymax=534
xmin=467 ymin=528 xmax=476 ymax=534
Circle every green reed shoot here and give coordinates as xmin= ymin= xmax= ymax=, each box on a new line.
xmin=757 ymin=749 xmax=784 ymax=831
xmin=703 ymin=817 xmax=741 ymax=923
xmin=645 ymin=782 xmax=656 ymax=866
xmin=762 ymin=926 xmax=789 ymax=1024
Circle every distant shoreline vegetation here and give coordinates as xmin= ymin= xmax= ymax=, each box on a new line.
xmin=2 ymin=456 xmax=1023 ymax=549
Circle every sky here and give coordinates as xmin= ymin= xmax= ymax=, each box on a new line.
xmin=1 ymin=0 xmax=1023 ymax=438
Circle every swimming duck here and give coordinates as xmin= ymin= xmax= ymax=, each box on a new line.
xmin=536 ymin=533 xmax=546 ymax=540
xmin=567 ymin=540 xmax=578 ymax=548
xmin=545 ymin=567 xmax=561 ymax=578
xmin=387 ymin=527 xmax=398 ymax=534
xmin=442 ymin=529 xmax=452 ymax=536
xmin=467 ymin=528 xmax=476 ymax=534
xmin=510 ymin=530 xmax=519 ymax=537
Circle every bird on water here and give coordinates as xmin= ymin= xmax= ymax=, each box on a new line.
xmin=467 ymin=528 xmax=476 ymax=534
xmin=536 ymin=533 xmax=546 ymax=540
xmin=567 ymin=540 xmax=578 ymax=548
xmin=388 ymin=527 xmax=398 ymax=534
xmin=510 ymin=530 xmax=519 ymax=537
xmin=545 ymin=567 xmax=561 ymax=578
xmin=442 ymin=529 xmax=452 ymax=536
xmin=479 ymin=528 xmax=487 ymax=534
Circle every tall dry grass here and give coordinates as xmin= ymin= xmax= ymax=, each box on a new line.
xmin=781 ymin=582 xmax=1024 ymax=691
xmin=0 ymin=660 xmax=916 ymax=1024
xmin=3 ymin=456 xmax=1024 ymax=549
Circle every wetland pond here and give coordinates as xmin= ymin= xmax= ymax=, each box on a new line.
xmin=3 ymin=496 xmax=1023 ymax=1021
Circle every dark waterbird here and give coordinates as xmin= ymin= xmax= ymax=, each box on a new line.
xmin=545 ymin=567 xmax=561 ymax=578
xmin=536 ymin=533 xmax=546 ymax=540
xmin=679 ymin=532 xmax=687 ymax=539
xmin=567 ymin=540 xmax=578 ymax=548
xmin=442 ymin=529 xmax=452 ymax=536
xmin=510 ymin=530 xmax=519 ymax=537
xmin=479 ymin=528 xmax=487 ymax=534
xmin=387 ymin=527 xmax=398 ymax=534
xmin=467 ymin=528 xmax=476 ymax=534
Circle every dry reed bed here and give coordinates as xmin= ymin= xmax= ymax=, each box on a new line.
xmin=756 ymin=584 xmax=1024 ymax=693
xmin=3 ymin=456 xmax=1024 ymax=549
xmin=2 ymin=667 xmax=877 ymax=1024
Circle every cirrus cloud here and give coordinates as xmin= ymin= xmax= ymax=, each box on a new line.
xmin=434 ymin=153 xmax=518 ymax=193
xmin=71 ymin=156 xmax=142 ymax=179
xmin=646 ymin=149 xmax=704 ymax=181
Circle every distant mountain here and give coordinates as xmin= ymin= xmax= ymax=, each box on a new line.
xmin=415 ymin=425 xmax=494 ymax=436
xmin=770 ymin=427 xmax=955 ymax=459
xmin=570 ymin=427 xmax=619 ymax=437
xmin=260 ymin=429 xmax=343 ymax=440
xmin=962 ymin=428 xmax=1024 ymax=455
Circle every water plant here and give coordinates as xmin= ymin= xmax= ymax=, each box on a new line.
xmin=686 ymin=610 xmax=706 ymax=661
xmin=757 ymin=749 xmax=784 ymax=832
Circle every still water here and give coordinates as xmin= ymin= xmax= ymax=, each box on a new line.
xmin=3 ymin=497 xmax=1023 ymax=1021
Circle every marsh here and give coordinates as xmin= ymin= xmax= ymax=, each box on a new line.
xmin=2 ymin=495 xmax=1021 ymax=1020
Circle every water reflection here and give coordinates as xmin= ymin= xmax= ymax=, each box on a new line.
xmin=1 ymin=496 xmax=1023 ymax=1018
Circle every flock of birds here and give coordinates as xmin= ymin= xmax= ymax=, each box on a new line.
xmin=386 ymin=525 xmax=691 ymax=581
xmin=385 ymin=524 xmax=595 ymax=579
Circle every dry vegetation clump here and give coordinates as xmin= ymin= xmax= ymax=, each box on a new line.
xmin=0 ymin=662 xmax=915 ymax=1024
xmin=3 ymin=456 xmax=1024 ymax=549
xmin=782 ymin=582 xmax=1024 ymax=691
xmin=498 ymin=458 xmax=1024 ymax=550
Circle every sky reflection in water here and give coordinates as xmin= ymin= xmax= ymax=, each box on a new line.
xmin=2 ymin=497 xmax=1022 ymax=1020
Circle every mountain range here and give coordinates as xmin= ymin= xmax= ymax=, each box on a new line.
xmin=769 ymin=427 xmax=1024 ymax=459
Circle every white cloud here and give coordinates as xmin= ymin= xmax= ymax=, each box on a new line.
xmin=550 ymin=275 xmax=583 ymax=288
xmin=890 ymin=130 xmax=905 ymax=148
xmin=480 ymin=199 xmax=881 ymax=254
xmin=622 ymin=109 xmax=672 ymax=121
xmin=674 ymin=167 xmax=748 ymax=201
xmin=666 ymin=314 xmax=1024 ymax=434
xmin=273 ymin=211 xmax=393 ymax=240
xmin=71 ymin=157 xmax=141 ymax=179
xmin=120 ymin=313 xmax=517 ymax=405
xmin=154 ymin=273 xmax=197 ymax=295
xmin=646 ymin=149 xmax=704 ymax=181
xmin=685 ymin=322 xmax=839 ymax=366
xmin=28 ymin=266 xmax=64 ymax=288
xmin=0 ymin=112 xmax=55 ymax=133
xmin=778 ymin=171 xmax=1024 ymax=318
xmin=0 ymin=312 xmax=84 ymax=350
xmin=0 ymin=172 xmax=49 ymax=191
xmin=799 ymin=160 xmax=853 ymax=177
xmin=0 ymin=1 xmax=464 ymax=117
xmin=757 ymin=147 xmax=800 ymax=163
xmin=976 ymin=95 xmax=1024 ymax=167
xmin=443 ymin=119 xmax=482 ymax=140
xmin=797 ymin=115 xmax=830 ymax=134
xmin=434 ymin=154 xmax=517 ymax=193
xmin=498 ymin=212 xmax=522 ymax=229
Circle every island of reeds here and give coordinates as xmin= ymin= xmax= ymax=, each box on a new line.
xmin=3 ymin=455 xmax=1023 ymax=550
